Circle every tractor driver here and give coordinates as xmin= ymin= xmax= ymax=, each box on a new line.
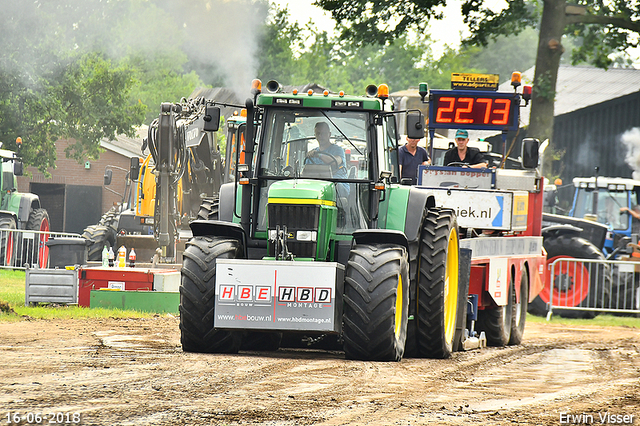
xmin=305 ymin=122 xmax=350 ymax=197
xmin=443 ymin=129 xmax=488 ymax=169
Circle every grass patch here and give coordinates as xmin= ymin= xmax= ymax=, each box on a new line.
xmin=0 ymin=269 xmax=156 ymax=322
xmin=527 ymin=312 xmax=640 ymax=328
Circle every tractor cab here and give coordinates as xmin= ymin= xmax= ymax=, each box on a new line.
xmin=569 ymin=176 xmax=640 ymax=255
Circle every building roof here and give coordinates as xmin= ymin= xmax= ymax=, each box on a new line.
xmin=500 ymin=65 xmax=640 ymax=125
xmin=100 ymin=125 xmax=147 ymax=158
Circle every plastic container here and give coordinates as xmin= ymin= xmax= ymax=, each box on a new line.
xmin=46 ymin=237 xmax=89 ymax=268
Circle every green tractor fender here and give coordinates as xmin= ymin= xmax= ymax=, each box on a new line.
xmin=352 ymin=229 xmax=409 ymax=253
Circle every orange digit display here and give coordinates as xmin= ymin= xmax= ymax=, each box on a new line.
xmin=431 ymin=92 xmax=517 ymax=130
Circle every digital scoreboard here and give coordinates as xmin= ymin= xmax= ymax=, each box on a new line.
xmin=428 ymin=90 xmax=520 ymax=131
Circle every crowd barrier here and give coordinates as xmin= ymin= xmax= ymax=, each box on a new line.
xmin=0 ymin=228 xmax=84 ymax=270
xmin=547 ymin=257 xmax=640 ymax=319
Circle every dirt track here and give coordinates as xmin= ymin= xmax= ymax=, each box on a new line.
xmin=1 ymin=316 xmax=639 ymax=426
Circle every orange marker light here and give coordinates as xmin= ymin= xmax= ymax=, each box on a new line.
xmin=511 ymin=71 xmax=522 ymax=87
xmin=307 ymin=89 xmax=313 ymax=96
xmin=240 ymin=109 xmax=247 ymax=117
xmin=377 ymin=84 xmax=389 ymax=99
xmin=251 ymin=79 xmax=262 ymax=94
xmin=15 ymin=137 xmax=22 ymax=145
xmin=339 ymin=91 xmax=345 ymax=97
xmin=293 ymin=89 xmax=298 ymax=95
xmin=323 ymin=90 xmax=329 ymax=96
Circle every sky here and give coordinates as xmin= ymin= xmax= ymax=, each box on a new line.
xmin=270 ymin=0 xmax=507 ymax=58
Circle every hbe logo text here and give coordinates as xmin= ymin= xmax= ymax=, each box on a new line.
xmin=218 ymin=285 xmax=331 ymax=303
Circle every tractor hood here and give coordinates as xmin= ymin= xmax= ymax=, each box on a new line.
xmin=268 ymin=180 xmax=337 ymax=204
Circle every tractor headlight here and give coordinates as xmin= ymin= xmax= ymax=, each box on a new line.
xmin=269 ymin=229 xmax=278 ymax=241
xmin=296 ymin=230 xmax=317 ymax=242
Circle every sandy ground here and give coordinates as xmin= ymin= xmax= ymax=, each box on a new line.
xmin=1 ymin=316 xmax=639 ymax=426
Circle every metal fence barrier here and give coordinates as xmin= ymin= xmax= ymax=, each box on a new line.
xmin=0 ymin=228 xmax=84 ymax=270
xmin=547 ymin=257 xmax=640 ymax=319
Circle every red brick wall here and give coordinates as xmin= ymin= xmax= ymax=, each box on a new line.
xmin=16 ymin=139 xmax=133 ymax=222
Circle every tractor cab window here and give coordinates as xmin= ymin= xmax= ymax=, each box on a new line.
xmin=258 ymin=109 xmax=369 ymax=180
xmin=574 ymin=188 xmax=628 ymax=230
xmin=255 ymin=109 xmax=371 ymax=234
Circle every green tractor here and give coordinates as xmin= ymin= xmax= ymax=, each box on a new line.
xmin=177 ymin=81 xmax=467 ymax=361
xmin=0 ymin=141 xmax=50 ymax=268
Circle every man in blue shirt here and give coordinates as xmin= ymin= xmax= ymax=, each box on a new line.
xmin=398 ymin=136 xmax=430 ymax=184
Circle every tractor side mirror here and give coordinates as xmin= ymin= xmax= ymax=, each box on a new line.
xmin=13 ymin=161 xmax=23 ymax=176
xmin=104 ymin=169 xmax=113 ymax=186
xmin=130 ymin=157 xmax=141 ymax=181
xmin=203 ymin=106 xmax=221 ymax=132
xmin=521 ymin=138 xmax=540 ymax=169
xmin=406 ymin=111 xmax=425 ymax=140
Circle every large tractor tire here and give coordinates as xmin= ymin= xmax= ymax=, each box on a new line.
xmin=343 ymin=243 xmax=409 ymax=361
xmin=509 ymin=270 xmax=529 ymax=345
xmin=22 ymin=208 xmax=50 ymax=268
xmin=415 ymin=208 xmax=460 ymax=359
xmin=197 ymin=197 xmax=219 ymax=221
xmin=477 ymin=273 xmax=514 ymax=347
xmin=530 ymin=234 xmax=609 ymax=319
xmin=98 ymin=206 xmax=120 ymax=228
xmin=180 ymin=236 xmax=243 ymax=353
xmin=82 ymin=225 xmax=116 ymax=261
xmin=0 ymin=216 xmax=17 ymax=268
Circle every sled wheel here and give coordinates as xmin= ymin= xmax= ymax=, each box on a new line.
xmin=180 ymin=236 xmax=242 ymax=353
xmin=343 ymin=243 xmax=409 ymax=361
xmin=415 ymin=208 xmax=460 ymax=359
xmin=509 ymin=270 xmax=529 ymax=345
xmin=530 ymin=234 xmax=609 ymax=319
xmin=477 ymin=274 xmax=514 ymax=347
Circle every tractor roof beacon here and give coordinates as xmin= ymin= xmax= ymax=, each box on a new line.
xmin=179 ymin=80 xmax=470 ymax=361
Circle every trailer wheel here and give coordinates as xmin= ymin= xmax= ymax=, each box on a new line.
xmin=197 ymin=197 xmax=219 ymax=221
xmin=477 ymin=275 xmax=514 ymax=346
xmin=530 ymin=234 xmax=609 ymax=319
xmin=180 ymin=236 xmax=242 ymax=353
xmin=509 ymin=270 xmax=529 ymax=345
xmin=343 ymin=243 xmax=409 ymax=361
xmin=0 ymin=217 xmax=16 ymax=268
xmin=415 ymin=208 xmax=460 ymax=359
xmin=82 ymin=225 xmax=116 ymax=261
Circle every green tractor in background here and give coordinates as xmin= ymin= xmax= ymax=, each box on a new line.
xmin=0 ymin=139 xmax=50 ymax=268
xmin=176 ymin=80 xmax=466 ymax=361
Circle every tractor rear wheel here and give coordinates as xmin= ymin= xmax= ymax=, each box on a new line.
xmin=477 ymin=275 xmax=514 ymax=347
xmin=415 ymin=208 xmax=460 ymax=359
xmin=180 ymin=236 xmax=243 ymax=353
xmin=82 ymin=225 xmax=116 ymax=261
xmin=343 ymin=243 xmax=409 ymax=361
xmin=530 ymin=234 xmax=609 ymax=319
xmin=23 ymin=208 xmax=50 ymax=268
xmin=0 ymin=216 xmax=16 ymax=268
xmin=509 ymin=271 xmax=529 ymax=345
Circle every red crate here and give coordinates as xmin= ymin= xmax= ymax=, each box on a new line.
xmin=78 ymin=267 xmax=160 ymax=307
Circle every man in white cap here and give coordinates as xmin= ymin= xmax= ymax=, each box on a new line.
xmin=443 ymin=129 xmax=488 ymax=169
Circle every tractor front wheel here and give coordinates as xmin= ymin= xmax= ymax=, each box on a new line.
xmin=415 ymin=208 xmax=460 ymax=359
xmin=343 ymin=243 xmax=409 ymax=361
xmin=180 ymin=236 xmax=243 ymax=353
